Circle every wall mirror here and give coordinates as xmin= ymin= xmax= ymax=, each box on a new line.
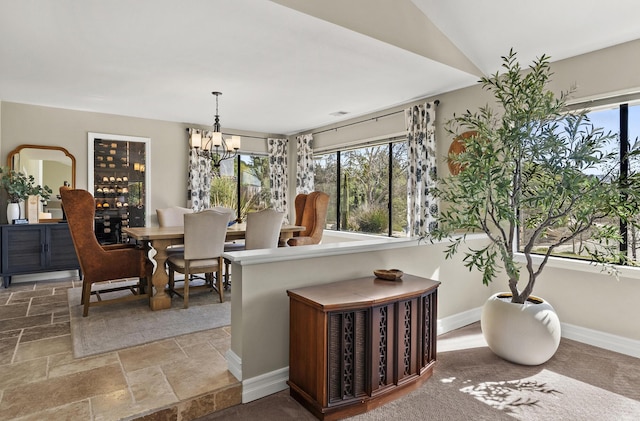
xmin=7 ymin=144 xmax=76 ymax=219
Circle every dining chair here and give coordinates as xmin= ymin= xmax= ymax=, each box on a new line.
xmin=209 ymin=206 xmax=241 ymax=288
xmin=211 ymin=206 xmax=237 ymax=223
xmin=222 ymin=208 xmax=285 ymax=289
xmin=60 ymin=187 xmax=153 ymax=317
xmin=156 ymin=206 xmax=193 ymax=227
xmin=156 ymin=206 xmax=193 ymax=254
xmin=166 ymin=210 xmax=228 ymax=308
xmin=288 ymin=191 xmax=330 ymax=246
xmin=245 ymin=208 xmax=286 ymax=250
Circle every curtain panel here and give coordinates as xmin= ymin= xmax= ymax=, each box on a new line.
xmin=405 ymin=102 xmax=438 ymax=237
xmin=268 ymin=138 xmax=289 ymax=218
xmin=187 ymin=128 xmax=212 ymax=211
xmin=296 ymin=134 xmax=314 ymax=195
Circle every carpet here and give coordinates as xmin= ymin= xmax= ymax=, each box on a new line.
xmin=198 ymin=323 xmax=640 ymax=421
xmin=68 ymin=281 xmax=231 ymax=358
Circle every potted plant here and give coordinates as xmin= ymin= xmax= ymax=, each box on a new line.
xmin=1 ymin=167 xmax=53 ymax=222
xmin=430 ymin=50 xmax=640 ymax=365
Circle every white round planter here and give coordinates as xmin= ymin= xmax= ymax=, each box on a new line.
xmin=481 ymin=292 xmax=561 ymax=365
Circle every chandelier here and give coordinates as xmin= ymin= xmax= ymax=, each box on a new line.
xmin=189 ymin=91 xmax=241 ymax=167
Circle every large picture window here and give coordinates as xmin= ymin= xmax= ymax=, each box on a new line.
xmin=314 ymin=138 xmax=409 ymax=237
xmin=519 ymin=101 xmax=640 ymax=262
xmin=210 ymin=154 xmax=271 ymax=221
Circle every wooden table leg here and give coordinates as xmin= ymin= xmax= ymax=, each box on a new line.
xmin=149 ymin=238 xmax=172 ymax=311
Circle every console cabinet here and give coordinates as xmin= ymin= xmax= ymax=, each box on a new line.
xmin=287 ymin=274 xmax=440 ymax=420
xmin=1 ymin=223 xmax=80 ymax=287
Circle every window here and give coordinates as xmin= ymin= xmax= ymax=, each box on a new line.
xmin=210 ymin=154 xmax=271 ymax=220
xmin=314 ymin=138 xmax=409 ymax=237
xmin=519 ymin=101 xmax=640 ymax=263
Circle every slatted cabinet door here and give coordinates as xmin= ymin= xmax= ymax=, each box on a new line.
xmin=2 ymin=225 xmax=47 ymax=274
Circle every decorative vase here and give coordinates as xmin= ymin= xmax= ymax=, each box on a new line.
xmin=7 ymin=202 xmax=20 ymax=223
xmin=481 ymin=292 xmax=561 ymax=365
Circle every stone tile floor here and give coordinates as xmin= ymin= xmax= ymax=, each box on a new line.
xmin=0 ymin=277 xmax=241 ymax=421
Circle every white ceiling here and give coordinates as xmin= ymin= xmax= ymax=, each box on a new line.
xmin=1 ymin=0 xmax=639 ymax=135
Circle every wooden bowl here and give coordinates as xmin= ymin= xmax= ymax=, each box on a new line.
xmin=374 ymin=269 xmax=403 ymax=281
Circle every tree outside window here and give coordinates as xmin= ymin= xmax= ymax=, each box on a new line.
xmin=314 ymin=139 xmax=408 ymax=237
xmin=519 ymin=102 xmax=640 ymax=263
xmin=210 ymin=154 xmax=271 ymax=221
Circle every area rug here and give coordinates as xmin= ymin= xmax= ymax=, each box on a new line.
xmin=68 ymin=283 xmax=231 ymax=358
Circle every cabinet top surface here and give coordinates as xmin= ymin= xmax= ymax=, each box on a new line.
xmin=287 ymin=274 xmax=440 ymax=309
xmin=1 ymin=222 xmax=68 ymax=227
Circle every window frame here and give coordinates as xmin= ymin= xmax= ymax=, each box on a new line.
xmin=313 ymin=135 xmax=408 ymax=237
xmin=213 ymin=152 xmax=270 ymax=221
xmin=516 ymin=99 xmax=640 ymax=266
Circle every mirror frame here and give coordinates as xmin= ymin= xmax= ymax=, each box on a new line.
xmin=7 ymin=144 xmax=76 ymax=188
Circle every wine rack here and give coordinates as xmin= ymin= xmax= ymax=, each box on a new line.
xmin=92 ymin=138 xmax=146 ymax=244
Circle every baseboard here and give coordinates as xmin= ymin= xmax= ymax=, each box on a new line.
xmin=225 ymin=349 xmax=242 ymax=381
xmin=241 ymin=367 xmax=289 ymax=403
xmin=561 ymin=322 xmax=640 ymax=358
xmin=10 ymin=270 xmax=79 ymax=283
xmin=437 ymin=307 xmax=482 ymax=335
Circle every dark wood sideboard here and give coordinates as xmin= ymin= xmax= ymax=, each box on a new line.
xmin=1 ymin=223 xmax=80 ymax=288
xmin=287 ymin=274 xmax=440 ymax=420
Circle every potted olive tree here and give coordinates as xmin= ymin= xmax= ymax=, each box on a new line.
xmin=430 ymin=50 xmax=640 ymax=365
xmin=1 ymin=167 xmax=52 ymax=222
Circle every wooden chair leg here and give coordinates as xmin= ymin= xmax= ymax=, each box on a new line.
xmin=183 ymin=262 xmax=190 ymax=309
xmin=224 ymin=258 xmax=230 ymax=290
xmin=168 ymin=268 xmax=175 ymax=293
xmin=80 ymin=282 xmax=86 ymax=305
xmin=217 ymin=257 xmax=224 ymax=303
xmin=82 ymin=281 xmax=92 ymax=317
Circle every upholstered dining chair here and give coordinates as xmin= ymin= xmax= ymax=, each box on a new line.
xmin=156 ymin=206 xmax=193 ymax=227
xmin=222 ymin=208 xmax=285 ymax=289
xmin=245 ymin=208 xmax=286 ymax=250
xmin=288 ymin=191 xmax=330 ymax=246
xmin=156 ymin=206 xmax=194 ymax=257
xmin=210 ymin=206 xmax=241 ymax=288
xmin=60 ymin=187 xmax=153 ymax=317
xmin=211 ymin=206 xmax=237 ymax=224
xmin=166 ymin=210 xmax=228 ymax=308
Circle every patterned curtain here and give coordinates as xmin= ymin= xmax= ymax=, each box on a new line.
xmin=187 ymin=128 xmax=212 ymax=211
xmin=296 ymin=134 xmax=314 ymax=195
xmin=406 ymin=102 xmax=438 ymax=237
xmin=268 ymin=138 xmax=289 ymax=217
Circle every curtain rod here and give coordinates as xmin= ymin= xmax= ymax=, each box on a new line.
xmin=311 ymin=99 xmax=439 ymax=136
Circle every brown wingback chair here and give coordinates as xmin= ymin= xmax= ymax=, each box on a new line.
xmin=288 ymin=191 xmax=330 ymax=246
xmin=60 ymin=187 xmax=152 ymax=316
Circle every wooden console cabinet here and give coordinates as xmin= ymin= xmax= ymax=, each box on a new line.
xmin=1 ymin=223 xmax=80 ymax=288
xmin=287 ymin=274 xmax=440 ymax=420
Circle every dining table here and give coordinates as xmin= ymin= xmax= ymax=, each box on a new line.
xmin=122 ymin=223 xmax=305 ymax=310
